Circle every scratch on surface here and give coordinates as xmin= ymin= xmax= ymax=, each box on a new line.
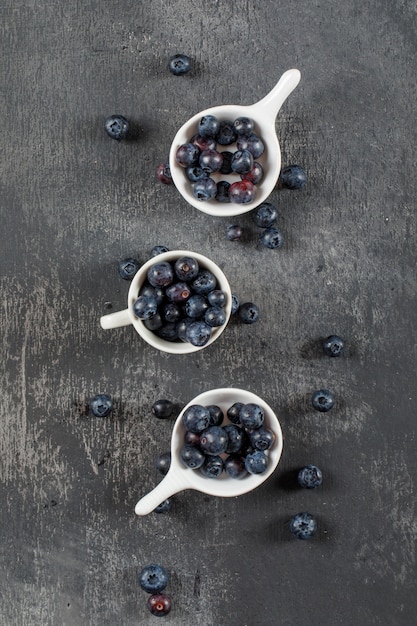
xmin=81 ymin=432 xmax=99 ymax=475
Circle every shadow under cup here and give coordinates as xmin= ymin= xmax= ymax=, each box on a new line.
xmin=100 ymin=250 xmax=232 ymax=354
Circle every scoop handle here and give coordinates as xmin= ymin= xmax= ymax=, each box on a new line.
xmin=135 ymin=469 xmax=189 ymax=516
xmin=100 ymin=309 xmax=131 ymax=329
xmin=251 ymin=68 xmax=301 ymax=122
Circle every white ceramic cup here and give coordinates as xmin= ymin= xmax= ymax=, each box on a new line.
xmin=100 ymin=250 xmax=232 ymax=354
xmin=169 ymin=68 xmax=301 ymax=217
xmin=135 ymin=387 xmax=284 ymax=516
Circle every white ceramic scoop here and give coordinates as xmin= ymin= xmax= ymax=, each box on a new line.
xmin=169 ymin=68 xmax=301 ymax=217
xmin=135 ymin=387 xmax=283 ymax=516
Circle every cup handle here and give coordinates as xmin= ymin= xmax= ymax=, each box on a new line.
xmin=135 ymin=471 xmax=188 ymax=516
xmin=100 ymin=308 xmax=132 ymax=329
xmin=251 ymin=68 xmax=301 ymax=122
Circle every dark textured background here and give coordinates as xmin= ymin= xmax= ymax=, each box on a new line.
xmin=1 ymin=1 xmax=416 ymax=624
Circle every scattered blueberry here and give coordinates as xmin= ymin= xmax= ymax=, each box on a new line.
xmin=238 ymin=302 xmax=259 ymax=324
xmin=90 ymin=394 xmax=113 ymax=418
xmin=280 ymin=164 xmax=307 ymax=189
xmin=105 ymin=114 xmax=129 ymax=140
xmin=139 ymin=564 xmax=169 ymax=594
xmin=168 ymin=53 xmax=191 ymax=75
xmin=155 ymin=452 xmax=171 ymax=475
xmin=312 ymin=389 xmax=334 ymax=412
xmin=252 ymin=203 xmax=278 ymax=228
xmin=118 ymin=257 xmax=140 ymax=280
xmin=152 ymin=399 xmax=174 ymax=419
xmin=150 ymin=245 xmax=170 ymax=257
xmin=155 ymin=499 xmax=172 ymax=513
xmin=226 ymin=224 xmax=243 ymax=242
xmin=260 ymin=227 xmax=284 ymax=249
xmin=289 ymin=512 xmax=317 ymax=539
xmin=297 ymin=465 xmax=323 ymax=489
xmin=156 ymin=163 xmax=173 ymax=185
xmin=231 ymin=294 xmax=240 ymax=315
xmin=322 ymin=335 xmax=345 ymax=357
xmin=146 ymin=593 xmax=172 ymax=617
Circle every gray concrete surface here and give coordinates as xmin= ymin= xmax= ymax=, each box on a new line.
xmin=1 ymin=1 xmax=416 ymax=624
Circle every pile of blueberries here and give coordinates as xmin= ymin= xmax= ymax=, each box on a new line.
xmin=131 ymin=255 xmax=228 ymax=347
xmin=180 ymin=401 xmax=275 ymax=479
xmin=175 ymin=114 xmax=266 ymax=204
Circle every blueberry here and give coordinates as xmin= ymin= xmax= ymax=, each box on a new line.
xmin=105 ymin=114 xmax=129 ymax=140
xmin=146 ymin=593 xmax=172 ymax=617
xmin=297 ymin=465 xmax=323 ymax=489
xmin=155 ymin=322 xmax=178 ymax=341
xmin=289 ymin=512 xmax=317 ymax=539
xmin=193 ymin=177 xmax=217 ymax=201
xmin=191 ymin=270 xmax=217 ymax=295
xmin=174 ymin=256 xmax=199 ymax=282
xmin=252 ymin=203 xmax=278 ymax=228
xmin=215 ymin=180 xmax=231 ymax=203
xmin=241 ymin=161 xmax=264 ymax=185
xmin=185 ymin=294 xmax=209 ymax=319
xmin=147 ymin=261 xmax=174 ymax=287
xmin=133 ymin=294 xmax=158 ymax=319
xmin=198 ymin=115 xmax=220 ymax=138
xmin=186 ymin=165 xmax=207 ymax=182
xmin=168 ymin=53 xmax=191 ymax=75
xmin=152 ymin=399 xmax=174 ymax=419
xmin=216 ymin=120 xmax=237 ymax=145
xmin=237 ymin=133 xmax=264 ymax=158
xmin=185 ymin=320 xmax=212 ymax=346
xmin=184 ymin=431 xmax=201 ymax=446
xmin=207 ymin=290 xmax=226 ymax=307
xmin=239 ymin=403 xmax=264 ymax=430
xmin=238 ymin=302 xmax=259 ymax=324
xmin=249 ymin=427 xmax=275 ymax=451
xmin=177 ymin=317 xmax=193 ymax=341
xmin=182 ymin=404 xmax=210 ymax=433
xmin=219 ymin=151 xmax=233 ymax=175
xmin=312 ymin=389 xmax=334 ymax=412
xmin=155 ymin=499 xmax=172 ymax=513
xmin=156 ymin=163 xmax=173 ymax=185
xmin=199 ymin=149 xmax=223 ymax=174
xmin=144 ymin=313 xmax=163 ymax=331
xmin=224 ymin=454 xmax=248 ymax=479
xmin=155 ymin=452 xmax=171 ymax=475
xmin=180 ymin=444 xmax=205 ymax=469
xmin=231 ymin=149 xmax=254 ymax=175
xmin=190 ymin=134 xmax=217 ymax=152
xmin=231 ymin=294 xmax=240 ymax=315
xmin=175 ymin=143 xmax=200 ymax=168
xmin=165 ymin=281 xmax=192 ymax=303
xmin=260 ymin=227 xmax=284 ymax=249
xmin=139 ymin=564 xmax=169 ymax=594
xmin=162 ymin=302 xmax=183 ymax=323
xmin=200 ymin=455 xmax=224 ymax=478
xmin=280 ymin=164 xmax=307 ymax=189
xmin=226 ymin=224 xmax=243 ymax=241
xmin=150 ymin=245 xmax=170 ymax=257
xmin=224 ymin=424 xmax=246 ymax=454
xmin=227 ymin=402 xmax=243 ymax=425
xmin=323 ymin=335 xmax=344 ymax=357
xmin=199 ymin=426 xmax=228 ymax=455
xmin=118 ymin=257 xmax=140 ymax=280
xmin=204 ymin=306 xmax=226 ymax=328
xmin=233 ymin=116 xmax=255 ymax=136
xmin=206 ymin=405 xmax=224 ymax=426
xmin=228 ymin=180 xmax=256 ymax=204
xmin=90 ymin=394 xmax=113 ymax=417
xmin=245 ymin=450 xmax=268 ymax=474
